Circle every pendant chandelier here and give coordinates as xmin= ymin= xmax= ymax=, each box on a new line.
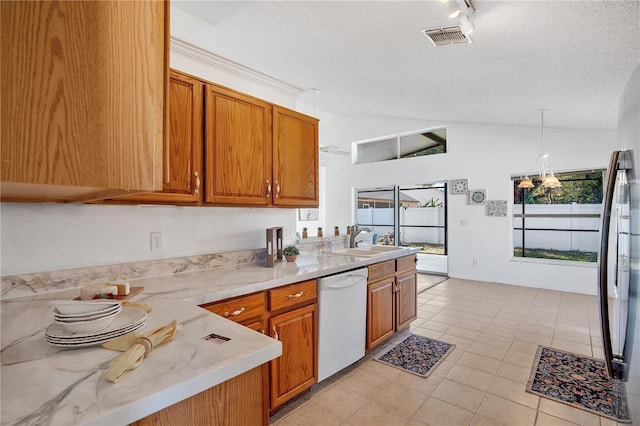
xmin=518 ymin=110 xmax=562 ymax=189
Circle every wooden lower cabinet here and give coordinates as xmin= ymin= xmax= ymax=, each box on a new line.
xmin=201 ymin=280 xmax=318 ymax=413
xmin=366 ymin=277 xmax=395 ymax=350
xmin=366 ymin=254 xmax=418 ymax=351
xmin=269 ymin=303 xmax=318 ymax=409
xmin=395 ymin=270 xmax=417 ymax=330
xmin=130 ymin=365 xmax=265 ymax=426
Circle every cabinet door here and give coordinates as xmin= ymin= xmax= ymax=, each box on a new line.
xmin=113 ymin=70 xmax=203 ymax=204
xmin=205 ymin=84 xmax=273 ymax=206
xmin=1 ymin=1 xmax=167 ymax=202
xmin=272 ymin=106 xmax=319 ymax=207
xmin=269 ymin=303 xmax=317 ymax=409
xmin=366 ymin=278 xmax=395 ymax=351
xmin=395 ymin=271 xmax=417 ymax=330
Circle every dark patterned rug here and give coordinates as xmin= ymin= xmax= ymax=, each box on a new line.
xmin=374 ymin=334 xmax=455 ymax=378
xmin=526 ymin=346 xmax=631 ymax=423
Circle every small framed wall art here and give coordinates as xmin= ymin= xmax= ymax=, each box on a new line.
xmin=450 ymin=179 xmax=468 ymax=195
xmin=488 ymin=200 xmax=508 ymax=216
xmin=468 ymin=189 xmax=487 ymax=205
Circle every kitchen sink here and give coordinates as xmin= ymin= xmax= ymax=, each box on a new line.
xmin=330 ymin=245 xmax=405 ymax=257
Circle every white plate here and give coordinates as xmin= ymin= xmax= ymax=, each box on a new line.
xmin=54 ymin=303 xmax=121 ymax=319
xmin=54 ymin=304 xmax=122 ymax=322
xmin=45 ymin=305 xmax=146 ymax=339
xmin=45 ymin=318 xmax=146 ymax=344
xmin=45 ymin=321 xmax=146 ymax=348
xmin=54 ymin=313 xmax=117 ymax=333
xmin=52 ymin=300 xmax=121 ymax=315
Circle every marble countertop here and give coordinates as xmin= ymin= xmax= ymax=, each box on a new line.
xmin=0 ymin=248 xmax=417 ymax=425
xmin=133 ymin=248 xmax=418 ymax=306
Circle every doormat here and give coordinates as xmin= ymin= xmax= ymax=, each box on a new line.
xmin=374 ymin=334 xmax=455 ymax=378
xmin=526 ymin=346 xmax=631 ymax=423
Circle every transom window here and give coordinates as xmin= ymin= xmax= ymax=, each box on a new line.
xmin=353 ymin=128 xmax=446 ymax=165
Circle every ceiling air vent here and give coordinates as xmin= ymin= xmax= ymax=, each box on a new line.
xmin=422 ymin=26 xmax=472 ymax=47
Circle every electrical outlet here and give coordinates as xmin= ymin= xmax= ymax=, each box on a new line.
xmin=472 ymin=258 xmax=479 ymax=267
xmin=150 ymin=232 xmax=162 ymax=251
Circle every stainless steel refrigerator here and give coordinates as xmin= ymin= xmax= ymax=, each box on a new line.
xmin=598 ymin=65 xmax=639 ymax=424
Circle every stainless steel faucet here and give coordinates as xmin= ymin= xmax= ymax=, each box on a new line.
xmin=349 ymin=225 xmax=372 ymax=248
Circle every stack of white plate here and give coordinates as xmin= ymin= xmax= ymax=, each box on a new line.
xmin=53 ymin=302 xmax=122 ymax=333
xmin=46 ymin=302 xmax=147 ymax=348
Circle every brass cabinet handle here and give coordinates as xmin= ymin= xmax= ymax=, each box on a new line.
xmin=275 ymin=181 xmax=280 ymax=198
xmin=288 ymin=291 xmax=303 ymax=299
xmin=193 ymin=171 xmax=200 ymax=194
xmin=272 ymin=326 xmax=279 ymax=340
xmin=224 ymin=307 xmax=245 ymax=317
xmin=265 ymin=180 xmax=271 ymax=198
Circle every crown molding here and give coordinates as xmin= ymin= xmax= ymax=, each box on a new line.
xmin=170 ymin=36 xmax=306 ymax=98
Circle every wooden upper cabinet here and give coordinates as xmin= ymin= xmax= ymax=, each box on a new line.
xmin=205 ymin=84 xmax=273 ymax=206
xmin=111 ymin=70 xmax=203 ymax=204
xmin=0 ymin=1 xmax=168 ymax=202
xmin=204 ymin=84 xmax=319 ymax=208
xmin=272 ymin=106 xmax=319 ymax=207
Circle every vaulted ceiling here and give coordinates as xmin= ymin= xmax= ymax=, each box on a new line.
xmin=173 ymin=1 xmax=640 ymax=130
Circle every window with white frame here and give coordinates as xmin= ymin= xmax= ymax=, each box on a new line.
xmin=512 ymin=169 xmax=604 ymax=263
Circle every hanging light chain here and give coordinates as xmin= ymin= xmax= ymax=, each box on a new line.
xmin=540 ymin=110 xmax=545 ymax=154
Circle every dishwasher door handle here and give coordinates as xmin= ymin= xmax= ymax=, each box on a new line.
xmin=328 ymin=276 xmax=366 ymax=289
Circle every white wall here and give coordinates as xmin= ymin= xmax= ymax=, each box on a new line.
xmin=321 ymin=116 xmax=617 ymax=295
xmin=0 ymin=203 xmax=295 ymax=275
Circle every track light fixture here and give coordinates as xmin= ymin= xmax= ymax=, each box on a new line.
xmin=448 ymin=3 xmax=462 ymax=19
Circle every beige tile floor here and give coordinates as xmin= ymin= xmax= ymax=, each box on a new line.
xmin=270 ymin=276 xmax=614 ymax=426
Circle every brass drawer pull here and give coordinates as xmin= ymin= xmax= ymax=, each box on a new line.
xmin=288 ymin=291 xmax=303 ymax=299
xmin=224 ymin=307 xmax=245 ymax=317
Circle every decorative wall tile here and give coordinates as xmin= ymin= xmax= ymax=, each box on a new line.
xmin=468 ymin=189 xmax=487 ymax=205
xmin=488 ymin=200 xmax=508 ymax=216
xmin=450 ymin=179 xmax=468 ymax=195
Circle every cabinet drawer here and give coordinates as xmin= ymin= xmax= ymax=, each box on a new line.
xmin=269 ymin=280 xmax=317 ymax=312
xmin=396 ymin=255 xmax=417 ymax=274
xmin=201 ymin=292 xmax=266 ymax=323
xmin=368 ymin=260 xmax=395 ymax=283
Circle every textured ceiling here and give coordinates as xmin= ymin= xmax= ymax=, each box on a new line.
xmin=173 ymin=1 xmax=640 ymax=130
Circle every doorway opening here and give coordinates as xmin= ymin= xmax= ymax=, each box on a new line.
xmin=355 ymin=183 xmax=448 ymax=278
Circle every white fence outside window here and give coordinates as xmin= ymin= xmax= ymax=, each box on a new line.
xmin=513 ymin=203 xmax=601 ymax=252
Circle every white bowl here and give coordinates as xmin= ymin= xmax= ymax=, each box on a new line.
xmin=54 ymin=311 xmax=118 ymax=333
xmin=52 ymin=300 xmax=120 ymax=315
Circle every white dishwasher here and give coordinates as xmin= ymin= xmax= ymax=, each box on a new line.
xmin=317 ymin=267 xmax=368 ymax=382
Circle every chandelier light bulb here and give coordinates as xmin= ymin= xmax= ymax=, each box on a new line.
xmin=518 ymin=177 xmax=534 ymax=189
